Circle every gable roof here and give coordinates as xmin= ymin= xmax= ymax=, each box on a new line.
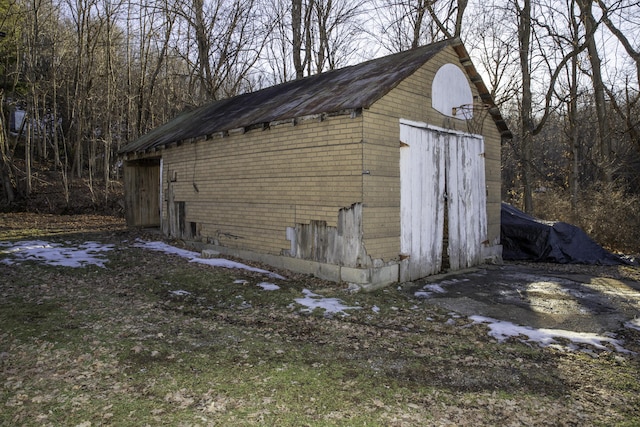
xmin=121 ymin=38 xmax=510 ymax=155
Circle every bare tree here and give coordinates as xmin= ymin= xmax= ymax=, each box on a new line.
xmin=516 ymin=0 xmax=536 ymax=212
xmin=0 ymin=0 xmax=23 ymax=204
xmin=566 ymin=0 xmax=581 ymax=217
xmin=291 ymin=0 xmax=307 ymax=79
xmin=370 ymin=0 xmax=433 ymax=52
xmin=576 ymin=0 xmax=613 ymax=182
xmin=134 ymin=0 xmax=175 ymax=135
xmin=594 ymin=0 xmax=640 ymax=164
xmin=426 ymin=0 xmax=468 ymax=39
xmin=596 ymin=0 xmax=640 ymax=91
xmin=175 ymin=0 xmax=271 ymax=101
xmin=0 ymin=90 xmax=15 ymax=204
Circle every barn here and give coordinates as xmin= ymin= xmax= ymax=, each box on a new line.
xmin=119 ymin=38 xmax=511 ymax=289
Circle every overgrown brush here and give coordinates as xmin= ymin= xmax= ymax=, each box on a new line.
xmin=533 ymin=183 xmax=640 ymax=255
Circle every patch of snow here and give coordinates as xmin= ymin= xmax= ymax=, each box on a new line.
xmin=234 ymin=280 xmax=249 ymax=285
xmin=424 ymin=284 xmax=447 ymax=293
xmin=300 ymin=289 xmax=321 ymax=298
xmin=295 ymin=289 xmax=361 ymax=316
xmin=169 ymin=290 xmax=191 ymax=296
xmin=415 ymin=280 xmax=467 ymax=298
xmin=257 ymin=282 xmax=280 ymax=291
xmin=0 ymin=240 xmax=114 ymax=268
xmin=133 ymin=240 xmax=286 ymax=279
xmin=470 ymin=315 xmax=632 ymax=353
xmin=238 ymin=301 xmax=252 ymax=310
xmin=372 ymin=305 xmax=380 ymax=313
xmin=347 ymin=283 xmax=362 ymax=292
xmin=625 ymin=318 xmax=640 ymax=332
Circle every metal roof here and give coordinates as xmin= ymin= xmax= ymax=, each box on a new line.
xmin=121 ymin=39 xmax=510 ymax=155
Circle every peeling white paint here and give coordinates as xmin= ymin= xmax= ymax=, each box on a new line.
xmin=289 ymin=203 xmax=369 ymax=267
xmin=400 ymin=120 xmax=487 ymax=281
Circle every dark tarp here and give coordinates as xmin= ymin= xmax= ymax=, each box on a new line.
xmin=500 ymin=203 xmax=627 ymax=265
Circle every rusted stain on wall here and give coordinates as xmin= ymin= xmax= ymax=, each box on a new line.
xmin=288 ymin=203 xmax=370 ymax=268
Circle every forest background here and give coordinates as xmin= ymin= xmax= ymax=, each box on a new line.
xmin=1 ymin=0 xmax=639 ymax=254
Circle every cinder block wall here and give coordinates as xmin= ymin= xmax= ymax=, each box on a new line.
xmin=160 ymin=115 xmax=365 ymax=256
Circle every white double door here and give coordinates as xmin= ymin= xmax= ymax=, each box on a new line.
xmin=400 ymin=120 xmax=487 ymax=281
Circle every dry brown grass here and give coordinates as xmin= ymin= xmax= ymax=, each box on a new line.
xmin=2 ymin=215 xmax=640 ymax=425
xmin=533 ymin=184 xmax=640 ymax=255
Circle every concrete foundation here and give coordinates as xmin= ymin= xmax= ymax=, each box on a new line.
xmin=186 ymin=240 xmax=399 ymax=291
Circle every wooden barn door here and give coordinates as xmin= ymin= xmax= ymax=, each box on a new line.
xmin=400 ymin=120 xmax=487 ymax=281
xmin=124 ymin=159 xmax=161 ymax=227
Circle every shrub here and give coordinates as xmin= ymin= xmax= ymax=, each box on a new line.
xmin=532 ymin=184 xmax=640 ymax=255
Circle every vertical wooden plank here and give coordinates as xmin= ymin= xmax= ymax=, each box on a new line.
xmin=422 ymin=130 xmax=445 ymax=277
xmin=399 ymin=127 xmax=412 ymax=259
xmin=167 ymin=180 xmax=176 ymax=237
xmin=446 ymin=135 xmax=461 ymax=270
xmin=411 ymin=129 xmax=424 ymax=278
xmin=471 ymin=135 xmax=488 ymax=261
xmin=145 ymin=163 xmax=161 ymax=227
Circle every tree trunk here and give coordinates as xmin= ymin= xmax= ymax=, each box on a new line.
xmin=0 ymin=91 xmax=15 ymax=204
xmin=26 ymin=121 xmax=32 ymax=196
xmin=193 ymin=0 xmax=214 ymax=98
xmin=292 ymin=0 xmax=304 ymax=79
xmin=577 ymin=0 xmax=612 ymax=182
xmin=304 ymin=0 xmax=314 ymax=76
xmin=412 ymin=0 xmax=426 ymax=48
xmin=518 ymin=0 xmax=534 ymax=213
xmin=568 ymin=1 xmax=580 ymax=220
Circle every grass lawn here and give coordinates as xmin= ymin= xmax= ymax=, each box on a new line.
xmin=1 ymin=218 xmax=639 ymax=426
